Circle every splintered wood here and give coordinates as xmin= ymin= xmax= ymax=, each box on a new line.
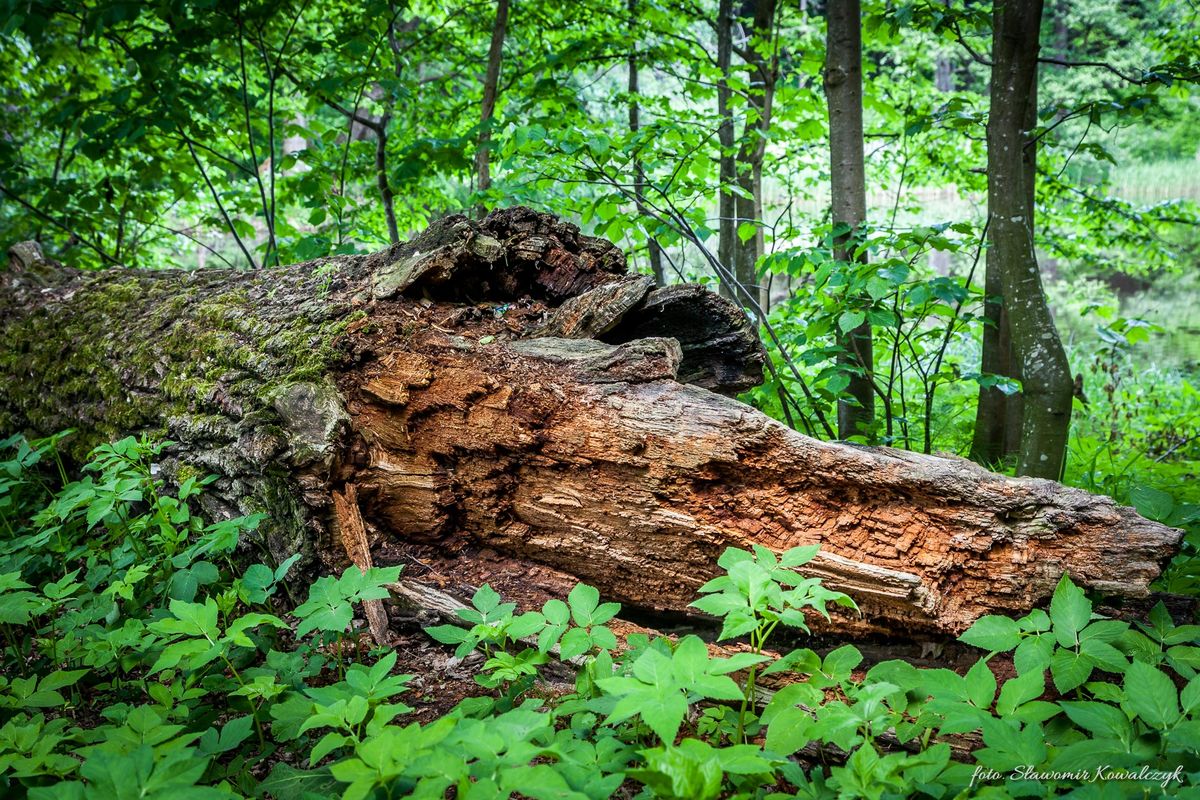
xmin=333 ymin=485 xmax=391 ymax=645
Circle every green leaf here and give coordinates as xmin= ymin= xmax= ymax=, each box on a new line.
xmin=996 ymin=670 xmax=1045 ymax=717
xmin=779 ymin=545 xmax=820 ymax=567
xmin=1129 ymin=485 xmax=1175 ymax=522
xmin=959 ymin=615 xmax=1021 ymax=652
xmin=472 ymin=583 xmax=502 ymax=614
xmin=821 ymin=645 xmax=863 ymax=683
xmin=567 ymin=583 xmax=601 ymax=626
xmin=1122 ymin=660 xmax=1180 ymax=726
xmin=765 ymin=705 xmax=814 ymax=756
xmin=1059 ymin=700 xmax=1131 ymax=741
xmin=1013 ymin=636 xmax=1053 ymax=675
xmin=959 ymin=661 xmax=995 ymax=714
xmin=1049 ymin=574 xmax=1092 ymax=647
xmin=425 ymin=625 xmax=470 ymax=645
xmin=838 ymin=310 xmax=866 ymax=334
xmin=635 ymin=691 xmax=689 ymax=744
xmin=976 ymin=719 xmax=1047 ymax=771
xmin=38 ymin=669 xmax=88 ymax=693
xmin=1050 ymin=647 xmax=1094 ymax=694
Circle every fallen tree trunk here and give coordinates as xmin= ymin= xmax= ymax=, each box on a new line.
xmin=0 ymin=207 xmax=1182 ymax=637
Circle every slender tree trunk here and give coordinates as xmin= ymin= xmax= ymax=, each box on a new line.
xmin=716 ymin=0 xmax=740 ymax=303
xmin=972 ymin=39 xmax=1040 ymax=469
xmin=734 ymin=0 xmax=778 ymax=311
xmin=825 ymin=0 xmax=875 ymax=441
xmin=1004 ymin=66 xmax=1038 ymax=458
xmin=475 ymin=0 xmax=510 ymax=209
xmin=970 ymin=260 xmax=1013 ymax=466
xmin=985 ymin=0 xmax=1072 ymax=479
xmin=628 ymin=0 xmax=665 ymax=287
xmin=376 ymin=115 xmax=400 ymax=245
xmin=935 ymin=56 xmax=955 ymax=91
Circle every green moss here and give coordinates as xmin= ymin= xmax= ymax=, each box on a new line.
xmin=0 ymin=258 xmax=363 ymax=463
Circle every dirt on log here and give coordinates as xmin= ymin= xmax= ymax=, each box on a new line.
xmin=0 ymin=207 xmax=1183 ymax=637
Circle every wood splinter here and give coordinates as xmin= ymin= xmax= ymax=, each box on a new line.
xmin=332 ymin=484 xmax=391 ymax=646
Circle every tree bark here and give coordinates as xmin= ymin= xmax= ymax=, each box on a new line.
xmin=716 ymin=0 xmax=741 ymax=304
xmin=375 ymin=116 xmax=400 ymax=245
xmin=825 ymin=0 xmax=875 ymax=441
xmin=982 ymin=0 xmax=1072 ymax=479
xmin=734 ymin=0 xmax=778 ymax=312
xmin=971 ymin=44 xmax=1039 ymax=470
xmin=475 ymin=0 xmax=510 ymax=206
xmin=1 ymin=209 xmax=1179 ymax=639
xmin=627 ymin=0 xmax=666 ymax=287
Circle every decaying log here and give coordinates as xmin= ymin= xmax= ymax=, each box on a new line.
xmin=0 ymin=207 xmax=1182 ymax=639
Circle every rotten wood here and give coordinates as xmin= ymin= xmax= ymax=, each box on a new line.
xmin=332 ymin=485 xmax=391 ymax=645
xmin=0 ymin=207 xmax=1183 ymax=642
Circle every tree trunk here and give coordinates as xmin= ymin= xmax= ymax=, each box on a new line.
xmin=825 ymin=0 xmax=875 ymax=441
xmin=627 ymin=0 xmax=666 ymax=287
xmin=984 ymin=0 xmax=1072 ymax=479
xmin=0 ymin=210 xmax=1179 ymax=639
xmin=716 ymin=0 xmax=740 ymax=304
xmin=375 ymin=116 xmax=400 ymax=245
xmin=733 ymin=0 xmax=778 ymax=312
xmin=474 ymin=0 xmax=510 ymax=206
xmin=969 ymin=267 xmax=1013 ymax=467
xmin=971 ymin=39 xmax=1040 ymax=470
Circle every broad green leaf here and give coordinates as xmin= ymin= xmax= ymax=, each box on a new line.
xmin=1123 ymin=660 xmax=1180 ymax=726
xmin=959 ymin=615 xmax=1021 ymax=652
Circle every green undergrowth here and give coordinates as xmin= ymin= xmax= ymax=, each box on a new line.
xmin=1 ymin=433 xmax=1200 ymax=798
